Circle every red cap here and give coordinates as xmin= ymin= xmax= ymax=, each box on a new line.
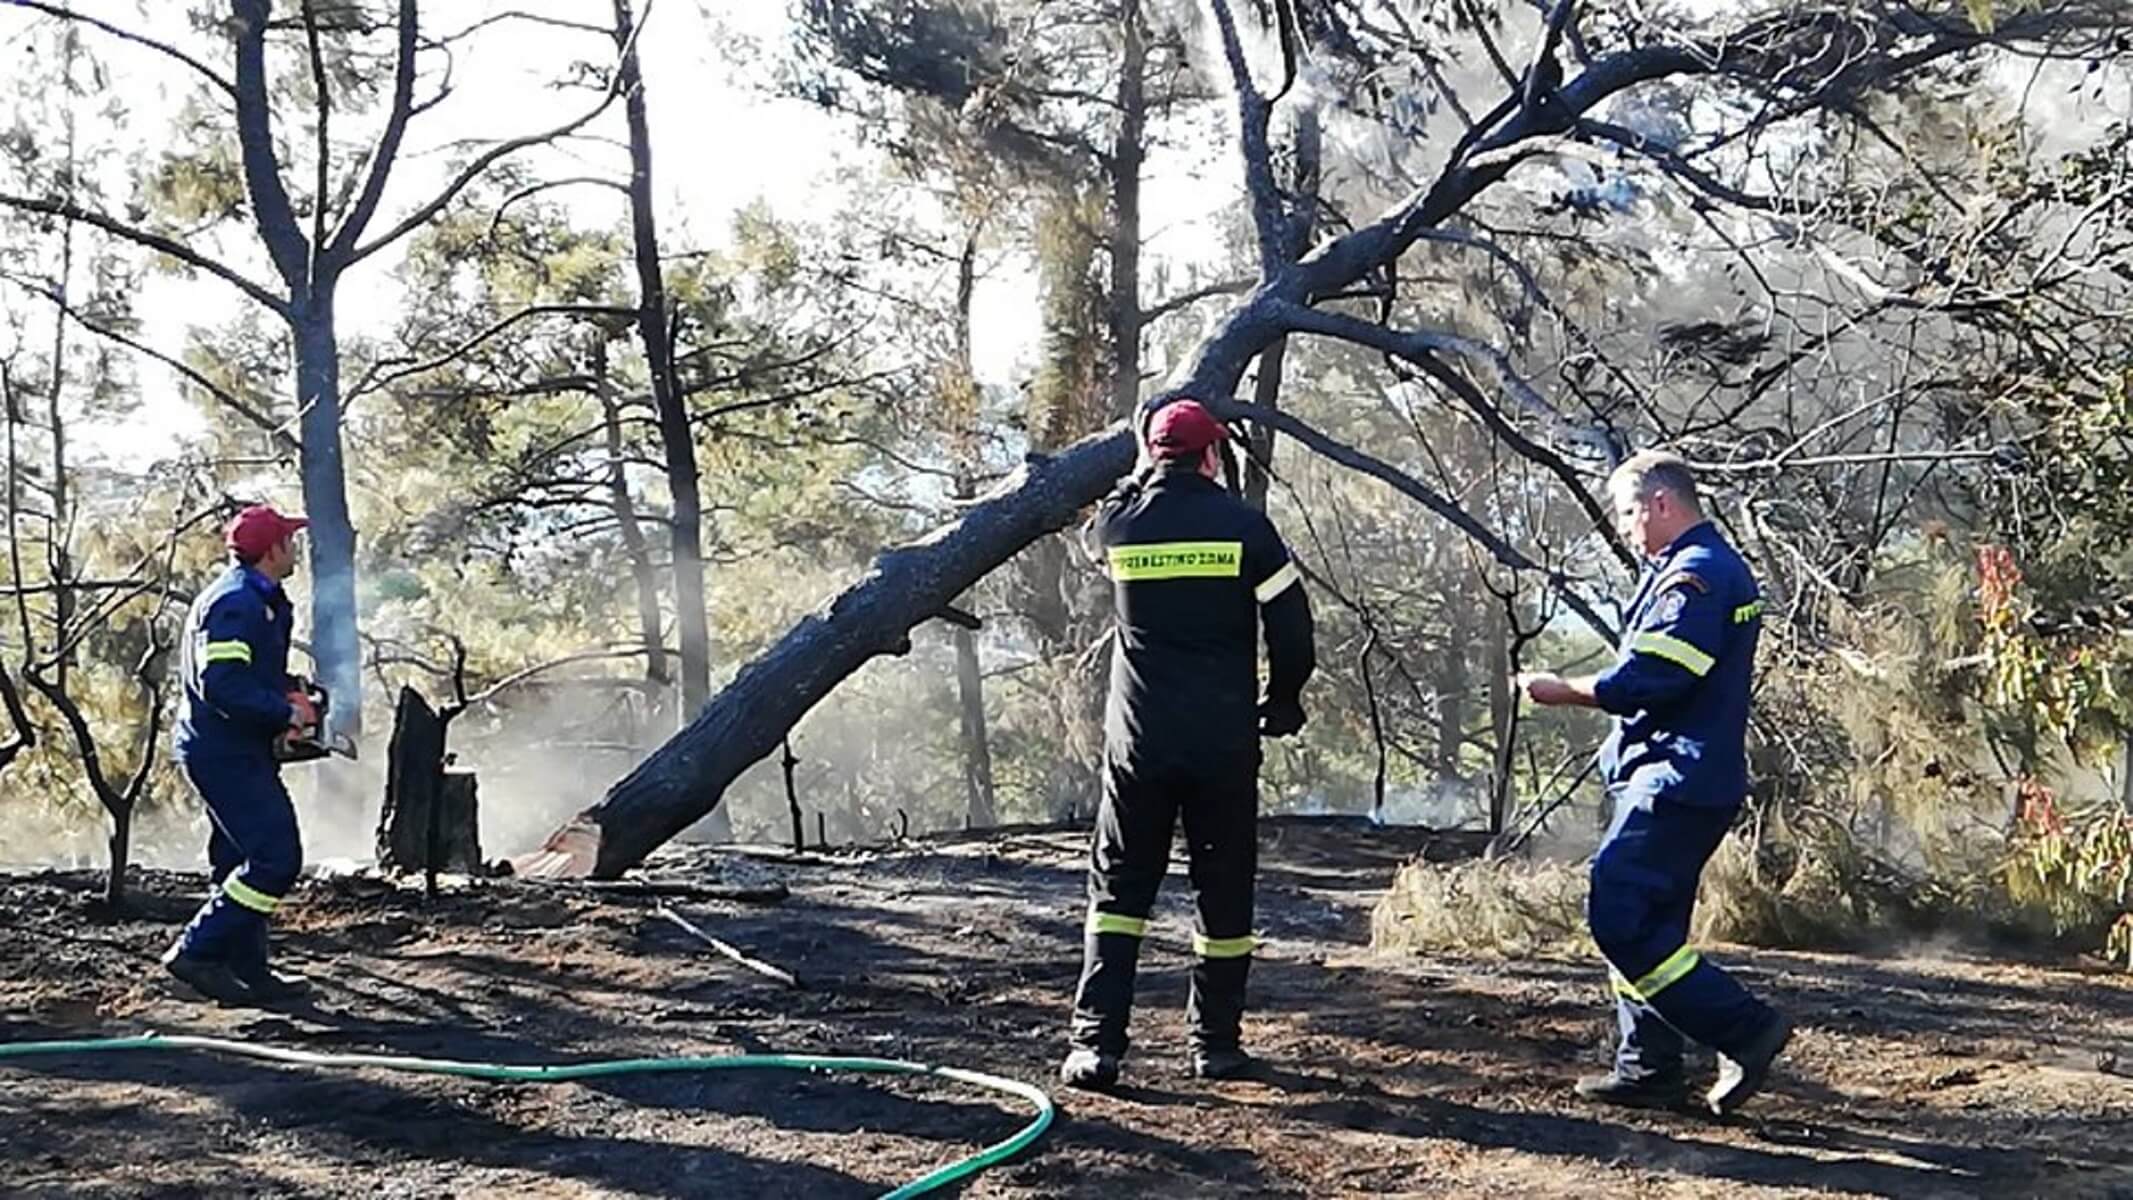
xmin=226 ymin=505 xmax=308 ymax=562
xmin=1145 ymin=400 xmax=1229 ymax=459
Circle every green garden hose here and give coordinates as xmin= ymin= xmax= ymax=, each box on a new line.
xmin=0 ymin=1033 xmax=1054 ymax=1199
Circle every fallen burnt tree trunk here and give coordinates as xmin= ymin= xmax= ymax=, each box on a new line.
xmin=517 ymin=419 xmax=1143 ymax=878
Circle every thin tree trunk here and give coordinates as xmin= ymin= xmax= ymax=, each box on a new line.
xmin=953 ymin=615 xmax=995 ymax=828
xmin=1487 ymin=599 xmax=1514 ymax=835
xmin=46 ymin=195 xmax=73 ymax=695
xmin=595 ymin=335 xmax=669 ymax=688
xmin=45 ymin=24 xmax=79 ymax=692
xmin=1436 ymin=589 xmax=1470 ymax=779
xmin=103 ymin=804 xmax=131 ymax=907
xmin=1242 ymin=106 xmax=1320 ymax=510
xmin=293 ymin=301 xmax=363 ymax=747
xmin=783 ymin=738 xmax=804 ymax=852
xmin=947 ymin=228 xmax=996 ymax=829
xmin=2121 ymin=732 xmax=2133 ymax=813
xmin=1106 ymin=0 xmax=1145 ymax=420
xmin=613 ymin=0 xmax=726 ymax=841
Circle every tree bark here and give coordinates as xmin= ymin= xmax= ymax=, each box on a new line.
xmin=613 ymin=0 xmax=727 ymax=842
xmin=1486 ymin=600 xmax=1514 ymax=835
xmin=1105 ymin=0 xmax=1145 ymax=420
xmin=595 ymin=334 xmax=669 ymax=688
xmin=292 ymin=303 xmax=363 ymax=741
xmin=377 ymin=686 xmax=484 ymax=873
xmin=953 ymin=617 xmax=996 ymax=828
xmin=1437 ymin=570 xmax=1472 ymax=779
xmin=45 ymin=152 xmax=74 ymax=695
xmin=1243 ymin=105 xmax=1320 ymax=510
xmin=946 ymin=226 xmax=997 ymax=830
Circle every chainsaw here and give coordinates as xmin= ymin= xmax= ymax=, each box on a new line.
xmin=274 ymin=677 xmax=359 ymax=763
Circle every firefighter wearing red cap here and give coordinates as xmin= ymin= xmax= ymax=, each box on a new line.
xmin=162 ymin=504 xmax=318 ymax=1004
xmin=1060 ymin=397 xmax=1317 ymax=1090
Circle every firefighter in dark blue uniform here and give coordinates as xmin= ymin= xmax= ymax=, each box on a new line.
xmin=161 ymin=505 xmax=318 ymax=1004
xmin=1520 ymin=450 xmax=1791 ymax=1116
xmin=1061 ymin=399 xmax=1316 ymax=1091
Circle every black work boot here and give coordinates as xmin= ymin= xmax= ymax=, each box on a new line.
xmin=1191 ymin=1046 xmax=1257 ymax=1081
xmin=1067 ymin=928 xmax=1143 ymax=1078
xmin=1709 ymin=1013 xmax=1793 ymax=1116
xmin=1059 ymin=1047 xmax=1122 ymax=1092
xmin=1574 ymin=1071 xmax=1688 ymax=1110
xmin=230 ymin=924 xmax=310 ymax=1002
xmin=1187 ymin=952 xmax=1252 ymax=1079
xmin=231 ymin=959 xmax=311 ymax=1002
xmin=161 ymin=944 xmax=253 ymax=1005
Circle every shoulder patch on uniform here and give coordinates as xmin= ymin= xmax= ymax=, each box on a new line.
xmin=1653 ymin=589 xmax=1688 ymax=624
xmin=1656 ymin=570 xmax=1709 ymax=595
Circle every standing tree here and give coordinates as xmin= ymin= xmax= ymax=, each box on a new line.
xmin=0 ymin=1 xmax=627 ymax=742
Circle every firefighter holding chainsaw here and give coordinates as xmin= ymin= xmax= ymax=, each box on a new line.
xmin=1061 ymin=397 xmax=1316 ymax=1091
xmin=162 ymin=505 xmax=322 ymax=1004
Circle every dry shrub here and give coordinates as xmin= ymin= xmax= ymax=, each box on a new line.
xmin=1370 ymin=855 xmax=1588 ymax=957
xmin=1373 ymin=820 xmax=1992 ymax=960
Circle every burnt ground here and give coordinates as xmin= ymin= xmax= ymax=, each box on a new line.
xmin=3 ymin=818 xmax=2131 ymax=1198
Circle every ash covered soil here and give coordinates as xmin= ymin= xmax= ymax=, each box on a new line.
xmin=4 ymin=818 xmax=2131 ymax=1198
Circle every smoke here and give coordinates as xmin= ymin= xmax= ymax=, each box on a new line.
xmin=442 ymin=679 xmax=668 ymax=861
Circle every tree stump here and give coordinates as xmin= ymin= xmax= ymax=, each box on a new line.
xmin=376 ymin=686 xmax=483 ymax=873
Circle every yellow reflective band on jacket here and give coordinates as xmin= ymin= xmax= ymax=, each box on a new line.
xmin=1108 ymin=541 xmax=1243 ymax=581
xmin=202 ymin=640 xmax=253 ymax=665
xmin=1254 ymin=561 xmax=1301 ymax=604
xmin=223 ymin=876 xmax=281 ymax=915
xmin=1087 ymin=911 xmax=1148 ymax=937
xmin=1613 ymin=946 xmax=1701 ymax=1002
xmin=1192 ymin=932 xmax=1257 ymax=959
xmin=1631 ymin=632 xmax=1714 ymax=676
xmin=1733 ymin=599 xmax=1764 ymax=624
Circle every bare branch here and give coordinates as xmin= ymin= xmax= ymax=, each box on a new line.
xmin=0 ymin=194 xmax=288 ymax=315
xmin=346 ymin=304 xmax=637 ymax=401
xmin=325 ymin=0 xmax=420 ymax=263
xmin=303 ymin=0 xmax=334 ymax=255
xmin=1206 ymin=0 xmax=1289 ymax=273
xmin=437 ymin=9 xmax=612 ymax=42
xmin=461 ymin=646 xmax=668 ymax=710
xmin=484 ymin=175 xmax=628 ymax=241
xmin=1520 ymin=0 xmax=1576 ymax=116
xmin=231 ymin=0 xmax=313 ymax=289
xmin=346 ymin=14 xmax=636 ymax=265
xmin=2 ymin=1 xmax=238 ymax=99
xmin=0 ymin=272 xmax=298 ymax=455
xmin=1275 ymin=302 xmax=1585 ymax=444
xmin=1208 ymin=396 xmax=1617 ymax=642
xmin=1142 ymin=277 xmax=1254 ymax=323
xmin=1694 ymin=449 xmax=2007 ymax=476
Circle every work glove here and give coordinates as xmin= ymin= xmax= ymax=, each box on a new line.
xmin=286 ymin=688 xmax=319 ymax=735
xmin=1258 ymin=697 xmax=1306 ymax=738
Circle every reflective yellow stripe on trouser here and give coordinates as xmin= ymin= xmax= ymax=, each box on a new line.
xmin=223 ymin=876 xmax=282 ymax=915
xmin=1192 ymin=933 xmax=1257 ymax=959
xmin=1087 ymin=911 xmax=1148 ymax=937
xmin=1610 ymin=945 xmax=1700 ymax=1002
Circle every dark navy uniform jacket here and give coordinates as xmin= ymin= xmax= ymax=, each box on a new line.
xmin=175 ymin=563 xmax=296 ymax=761
xmin=1093 ymin=467 xmax=1315 ymax=770
xmin=1592 ymin=521 xmax=1762 ymax=809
